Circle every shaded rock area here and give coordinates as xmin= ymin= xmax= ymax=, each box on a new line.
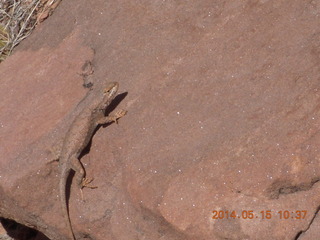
xmin=0 ymin=218 xmax=48 ymax=240
xmin=1 ymin=0 xmax=320 ymax=239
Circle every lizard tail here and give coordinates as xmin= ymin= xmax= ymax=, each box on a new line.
xmin=59 ymin=167 xmax=76 ymax=240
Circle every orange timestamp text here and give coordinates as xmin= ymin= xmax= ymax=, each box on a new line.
xmin=212 ymin=210 xmax=307 ymax=220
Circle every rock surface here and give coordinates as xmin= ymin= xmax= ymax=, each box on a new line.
xmin=1 ymin=0 xmax=320 ymax=239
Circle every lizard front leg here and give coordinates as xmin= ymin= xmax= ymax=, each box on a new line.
xmin=97 ymin=109 xmax=127 ymax=125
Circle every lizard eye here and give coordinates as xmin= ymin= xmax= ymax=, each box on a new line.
xmin=104 ymin=88 xmax=111 ymax=93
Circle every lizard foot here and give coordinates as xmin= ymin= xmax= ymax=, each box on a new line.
xmin=81 ymin=177 xmax=97 ymax=189
xmin=109 ymin=109 xmax=127 ymax=124
xmin=80 ymin=178 xmax=97 ymax=201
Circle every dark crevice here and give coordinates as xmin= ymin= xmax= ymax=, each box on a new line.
xmin=266 ymin=178 xmax=320 ymax=199
xmin=294 ymin=205 xmax=320 ymax=240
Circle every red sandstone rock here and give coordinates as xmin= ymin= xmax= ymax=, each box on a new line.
xmin=1 ymin=0 xmax=320 ymax=239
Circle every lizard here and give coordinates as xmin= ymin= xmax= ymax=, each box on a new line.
xmin=58 ymin=82 xmax=126 ymax=240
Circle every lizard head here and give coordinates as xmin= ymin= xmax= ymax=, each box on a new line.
xmin=104 ymin=81 xmax=119 ymax=97
xmin=98 ymin=82 xmax=119 ymax=110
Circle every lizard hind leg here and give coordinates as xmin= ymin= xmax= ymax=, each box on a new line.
xmin=70 ymin=157 xmax=97 ymax=200
xmin=45 ymin=140 xmax=64 ymax=164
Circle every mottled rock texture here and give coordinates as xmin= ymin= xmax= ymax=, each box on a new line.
xmin=1 ymin=0 xmax=320 ymax=239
